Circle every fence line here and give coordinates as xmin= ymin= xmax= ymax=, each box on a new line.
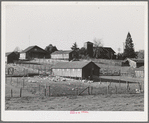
xmin=6 ymin=76 xmax=144 ymax=98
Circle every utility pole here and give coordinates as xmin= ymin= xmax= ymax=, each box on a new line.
xmin=29 ymin=35 xmax=30 ymax=46
xmin=123 ymin=42 xmax=125 ymax=53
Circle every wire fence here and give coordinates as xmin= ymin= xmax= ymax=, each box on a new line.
xmin=5 ymin=61 xmax=144 ymax=98
xmin=5 ymin=75 xmax=144 ymax=98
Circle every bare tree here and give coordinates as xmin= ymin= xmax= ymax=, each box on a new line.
xmin=93 ymin=38 xmax=104 ymax=58
xmin=14 ymin=46 xmax=22 ymax=52
xmin=93 ymin=38 xmax=103 ymax=47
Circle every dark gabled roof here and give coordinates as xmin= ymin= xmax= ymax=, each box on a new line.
xmin=134 ymin=66 xmax=144 ymax=71
xmin=124 ymin=58 xmax=144 ymax=64
xmin=93 ymin=47 xmax=115 ymax=53
xmin=104 ymin=47 xmax=115 ymax=53
xmin=21 ymin=46 xmax=35 ymax=53
xmin=93 ymin=47 xmax=108 ymax=53
xmin=5 ymin=52 xmax=19 ymax=57
xmin=5 ymin=52 xmax=12 ymax=56
xmin=85 ymin=41 xmax=93 ymax=44
xmin=21 ymin=45 xmax=47 ymax=53
xmin=131 ymin=59 xmax=144 ymax=64
xmin=51 ymin=61 xmax=100 ymax=69
xmin=51 ymin=50 xmax=73 ymax=55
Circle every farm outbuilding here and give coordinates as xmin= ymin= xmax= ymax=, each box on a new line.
xmin=93 ymin=47 xmax=116 ymax=59
xmin=51 ymin=61 xmax=100 ymax=79
xmin=122 ymin=58 xmax=144 ymax=68
xmin=84 ymin=41 xmax=93 ymax=57
xmin=134 ymin=66 xmax=144 ymax=78
xmin=20 ymin=45 xmax=48 ymax=60
xmin=5 ymin=52 xmax=20 ymax=63
xmin=51 ymin=50 xmax=75 ymax=61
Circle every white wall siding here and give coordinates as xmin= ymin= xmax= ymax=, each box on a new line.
xmin=52 ymin=69 xmax=82 ymax=77
xmin=135 ymin=71 xmax=144 ymax=78
xmin=5 ymin=57 xmax=7 ymax=63
xmin=20 ymin=53 xmax=26 ymax=59
xmin=51 ymin=54 xmax=69 ymax=60
xmin=128 ymin=59 xmax=137 ymax=68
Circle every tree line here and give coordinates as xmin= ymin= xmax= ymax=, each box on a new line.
xmin=13 ymin=32 xmax=144 ymax=60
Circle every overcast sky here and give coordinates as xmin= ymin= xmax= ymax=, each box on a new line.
xmin=3 ymin=2 xmax=147 ymax=53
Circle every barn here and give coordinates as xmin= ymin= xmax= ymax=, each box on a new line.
xmin=20 ymin=45 xmax=48 ymax=60
xmin=5 ymin=52 xmax=20 ymax=63
xmin=93 ymin=47 xmax=116 ymax=59
xmin=51 ymin=61 xmax=100 ymax=79
xmin=104 ymin=47 xmax=116 ymax=59
xmin=51 ymin=50 xmax=75 ymax=61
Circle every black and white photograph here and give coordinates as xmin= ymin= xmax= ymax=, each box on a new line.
xmin=1 ymin=1 xmax=148 ymax=122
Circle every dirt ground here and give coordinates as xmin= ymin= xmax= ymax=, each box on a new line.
xmin=5 ymin=93 xmax=144 ymax=111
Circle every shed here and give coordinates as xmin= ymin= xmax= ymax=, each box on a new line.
xmin=51 ymin=61 xmax=100 ymax=79
xmin=134 ymin=66 xmax=144 ymax=78
xmin=5 ymin=52 xmax=20 ymax=63
xmin=20 ymin=45 xmax=48 ymax=60
xmin=122 ymin=58 xmax=144 ymax=68
xmin=51 ymin=50 xmax=75 ymax=61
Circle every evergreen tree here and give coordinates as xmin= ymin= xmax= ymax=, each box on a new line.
xmin=71 ymin=42 xmax=79 ymax=60
xmin=71 ymin=42 xmax=79 ymax=51
xmin=123 ymin=32 xmax=136 ymax=58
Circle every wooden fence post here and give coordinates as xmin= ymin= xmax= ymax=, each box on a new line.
xmin=119 ymin=79 xmax=121 ymax=87
xmin=49 ymin=86 xmax=50 ymax=97
xmin=24 ymin=69 xmax=25 ymax=76
xmin=20 ymin=88 xmax=22 ymax=97
xmin=126 ymin=81 xmax=128 ymax=93
xmin=91 ymin=86 xmax=93 ymax=95
xmin=45 ymin=88 xmax=46 ymax=96
xmin=138 ymin=82 xmax=141 ymax=90
xmin=23 ymin=79 xmax=24 ymax=88
xmin=11 ymin=89 xmax=13 ymax=97
xmin=127 ymin=82 xmax=130 ymax=91
xmin=107 ymin=82 xmax=109 ymax=94
xmin=88 ymin=86 xmax=90 ymax=95
xmin=115 ymin=85 xmax=117 ymax=94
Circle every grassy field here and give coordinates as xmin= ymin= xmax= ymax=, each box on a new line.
xmin=5 ymin=59 xmax=144 ymax=111
xmin=5 ymin=75 xmax=144 ymax=111
xmin=5 ymin=94 xmax=144 ymax=111
xmin=6 ymin=75 xmax=143 ymax=97
xmin=6 ymin=82 xmax=144 ymax=111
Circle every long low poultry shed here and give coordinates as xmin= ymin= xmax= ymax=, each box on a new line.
xmin=51 ymin=61 xmax=100 ymax=79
